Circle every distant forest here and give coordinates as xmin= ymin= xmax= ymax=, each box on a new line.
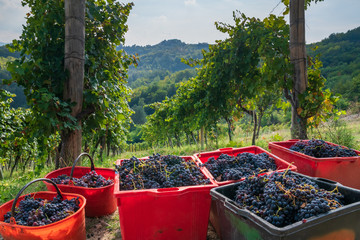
xmin=1 ymin=26 xmax=360 ymax=119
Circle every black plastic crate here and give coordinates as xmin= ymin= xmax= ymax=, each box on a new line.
xmin=210 ymin=172 xmax=360 ymax=240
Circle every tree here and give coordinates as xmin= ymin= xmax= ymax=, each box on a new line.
xmin=5 ymin=0 xmax=136 ymax=168
xmin=143 ymin=9 xmax=338 ymax=148
xmin=181 ymin=13 xmax=290 ymax=145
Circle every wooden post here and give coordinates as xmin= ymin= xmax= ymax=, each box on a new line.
xmin=290 ymin=0 xmax=308 ymax=139
xmin=60 ymin=0 xmax=86 ymax=166
xmin=200 ymin=126 xmax=204 ymax=151
xmin=0 ymin=164 xmax=3 ymax=180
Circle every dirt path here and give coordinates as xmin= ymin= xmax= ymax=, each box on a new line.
xmin=85 ymin=209 xmax=220 ymax=240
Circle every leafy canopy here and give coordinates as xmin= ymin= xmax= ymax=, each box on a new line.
xmin=4 ymin=0 xmax=137 ymax=150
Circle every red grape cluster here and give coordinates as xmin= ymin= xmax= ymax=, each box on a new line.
xmin=115 ymin=154 xmax=211 ymax=190
xmin=290 ymin=139 xmax=358 ymax=158
xmin=234 ymin=171 xmax=344 ymax=227
xmin=3 ymin=194 xmax=80 ymax=226
xmin=202 ymin=152 xmax=277 ymax=181
xmin=51 ymin=170 xmax=113 ymax=188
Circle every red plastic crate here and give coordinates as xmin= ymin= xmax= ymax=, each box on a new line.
xmin=114 ymin=155 xmax=217 ymax=240
xmin=194 ymin=146 xmax=297 ymax=186
xmin=44 ymin=167 xmax=116 ymax=217
xmin=268 ymin=139 xmax=360 ymax=189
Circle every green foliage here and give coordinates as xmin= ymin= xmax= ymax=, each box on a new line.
xmin=0 ymin=89 xmax=52 ymax=177
xmin=1 ymin=56 xmax=27 ymax=108
xmin=130 ymin=68 xmax=196 ymax=116
xmin=307 ymin=27 xmax=360 ymax=102
xmin=314 ymin=119 xmax=358 ymax=149
xmin=5 ymin=0 xmax=74 ymax=136
xmin=82 ymin=0 xmax=136 ymax=156
xmin=225 ymin=140 xmax=244 ymax=148
xmin=281 ymin=0 xmax=325 ymax=14
xmin=140 ymin=8 xmax=344 ymax=148
xmin=298 ymin=55 xmax=344 ymax=128
xmin=141 ymin=12 xmax=292 ymax=147
xmin=270 ymin=133 xmax=284 ymax=142
xmin=4 ymin=0 xmax=136 ymax=162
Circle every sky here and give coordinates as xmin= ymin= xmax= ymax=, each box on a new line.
xmin=0 ymin=0 xmax=359 ymax=46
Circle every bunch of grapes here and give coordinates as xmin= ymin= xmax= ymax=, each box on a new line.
xmin=51 ymin=170 xmax=113 ymax=188
xmin=233 ymin=171 xmax=344 ymax=227
xmin=3 ymin=194 xmax=80 ymax=226
xmin=290 ymin=139 xmax=358 ymax=158
xmin=201 ymin=152 xmax=277 ymax=181
xmin=115 ymin=154 xmax=211 ymax=190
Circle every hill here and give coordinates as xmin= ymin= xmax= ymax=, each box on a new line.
xmin=307 ymin=26 xmax=360 ymax=103
xmin=1 ymin=27 xmax=360 ymax=111
xmin=119 ymin=40 xmax=208 ymax=124
xmin=121 ymin=39 xmax=208 ymax=72
xmin=0 ymin=46 xmax=27 ymax=108
xmin=120 ymin=39 xmax=208 ymax=89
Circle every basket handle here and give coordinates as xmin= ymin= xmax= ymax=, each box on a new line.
xmin=10 ymin=178 xmax=63 ymax=223
xmin=70 ymin=152 xmax=95 ymax=180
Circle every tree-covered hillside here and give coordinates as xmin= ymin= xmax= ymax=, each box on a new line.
xmin=307 ymin=26 xmax=360 ymax=103
xmin=121 ymin=39 xmax=208 ymax=90
xmin=0 ymin=46 xmax=26 ymax=107
xmin=121 ymin=39 xmax=208 ymax=127
xmin=121 ymin=39 xmax=208 ymax=72
xmin=2 ymin=27 xmax=360 ymax=112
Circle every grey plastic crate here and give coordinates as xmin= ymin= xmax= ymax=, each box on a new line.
xmin=210 ymin=172 xmax=360 ymax=240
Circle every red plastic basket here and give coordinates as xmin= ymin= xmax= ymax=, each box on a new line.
xmin=194 ymin=146 xmax=297 ymax=186
xmin=114 ymin=155 xmax=217 ymax=240
xmin=269 ymin=139 xmax=360 ymax=189
xmin=0 ymin=178 xmax=86 ymax=240
xmin=44 ymin=152 xmax=116 ymax=217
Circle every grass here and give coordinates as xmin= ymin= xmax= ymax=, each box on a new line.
xmin=0 ymin=115 xmax=358 ymax=240
xmin=1 ymin=114 xmax=359 ymax=206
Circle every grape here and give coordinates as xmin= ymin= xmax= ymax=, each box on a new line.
xmin=3 ymin=194 xmax=80 ymax=226
xmin=290 ymin=139 xmax=358 ymax=158
xmin=115 ymin=154 xmax=211 ymax=190
xmin=201 ymin=152 xmax=277 ymax=181
xmin=233 ymin=171 xmax=344 ymax=227
xmin=51 ymin=170 xmax=113 ymax=188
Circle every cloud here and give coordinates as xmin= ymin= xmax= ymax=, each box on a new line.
xmin=184 ymin=0 xmax=196 ymax=6
xmin=0 ymin=0 xmax=28 ymax=42
xmin=153 ymin=15 xmax=168 ymax=23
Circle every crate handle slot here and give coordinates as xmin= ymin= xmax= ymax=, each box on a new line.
xmin=10 ymin=178 xmax=63 ymax=223
xmin=70 ymin=152 xmax=95 ymax=180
